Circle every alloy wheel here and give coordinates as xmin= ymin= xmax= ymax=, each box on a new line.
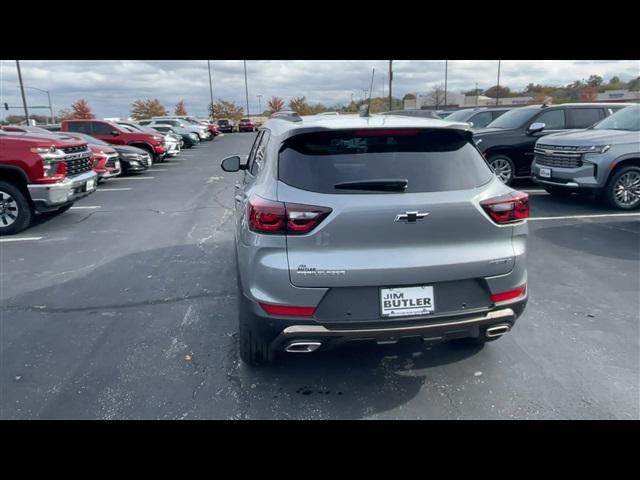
xmin=614 ymin=171 xmax=640 ymax=208
xmin=0 ymin=190 xmax=19 ymax=227
xmin=490 ymin=158 xmax=513 ymax=184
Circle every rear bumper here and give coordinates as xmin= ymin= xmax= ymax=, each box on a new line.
xmin=28 ymin=170 xmax=98 ymax=212
xmin=270 ymin=305 xmax=523 ymax=352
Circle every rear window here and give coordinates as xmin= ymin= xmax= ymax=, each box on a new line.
xmin=278 ymin=129 xmax=493 ymax=194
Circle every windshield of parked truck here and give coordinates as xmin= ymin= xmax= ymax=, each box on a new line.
xmin=444 ymin=110 xmax=475 ymax=122
xmin=486 ymin=108 xmax=539 ymax=129
xmin=592 ymin=105 xmax=640 ymax=131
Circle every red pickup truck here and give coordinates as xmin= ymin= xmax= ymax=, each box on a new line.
xmin=0 ymin=132 xmax=98 ymax=235
xmin=61 ymin=119 xmax=167 ymax=163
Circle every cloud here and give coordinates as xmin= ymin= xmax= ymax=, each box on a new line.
xmin=1 ymin=60 xmax=638 ymax=119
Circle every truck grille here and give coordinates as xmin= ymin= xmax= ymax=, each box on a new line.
xmin=65 ymin=154 xmax=93 ymax=176
xmin=105 ymin=154 xmax=119 ymax=168
xmin=535 ymin=154 xmax=583 ymax=169
xmin=62 ymin=145 xmax=89 ymax=155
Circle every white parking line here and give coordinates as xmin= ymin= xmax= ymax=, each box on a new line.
xmin=108 ymin=176 xmax=155 ymax=180
xmin=0 ymin=236 xmax=43 ymax=243
xmin=70 ymin=206 xmax=101 ymax=210
xmin=96 ymin=188 xmax=133 ymax=192
xmin=529 ymin=213 xmax=640 ymax=221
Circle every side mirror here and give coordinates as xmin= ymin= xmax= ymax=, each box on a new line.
xmin=111 ymin=130 xmax=120 ymax=136
xmin=468 ymin=121 xmax=474 ymax=128
xmin=221 ymin=155 xmax=244 ymax=172
xmin=527 ymin=122 xmax=546 ymax=134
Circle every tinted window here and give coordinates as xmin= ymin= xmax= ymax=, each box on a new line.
xmin=487 ymin=108 xmax=539 ymax=129
xmin=67 ymin=121 xmax=91 ymax=134
xmin=278 ymin=129 xmax=492 ymax=194
xmin=93 ymin=122 xmax=116 ymax=135
xmin=492 ymin=110 xmax=508 ymax=120
xmin=534 ymin=109 xmax=565 ymax=130
xmin=593 ymin=105 xmax=640 ymax=131
xmin=444 ymin=110 xmax=475 ymax=122
xmin=569 ymin=108 xmax=603 ymax=128
xmin=469 ymin=111 xmax=493 ymax=128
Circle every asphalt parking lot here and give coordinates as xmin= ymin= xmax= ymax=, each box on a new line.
xmin=1 ymin=133 xmax=638 ymax=420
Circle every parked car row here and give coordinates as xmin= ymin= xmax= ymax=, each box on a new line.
xmin=0 ymin=116 xmax=207 ymax=235
xmin=388 ymin=103 xmax=639 ymax=209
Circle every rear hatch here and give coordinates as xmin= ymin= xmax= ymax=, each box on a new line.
xmin=277 ymin=128 xmax=515 ymax=289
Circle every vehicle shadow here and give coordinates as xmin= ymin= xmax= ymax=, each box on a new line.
xmin=3 ymin=241 xmax=486 ymax=420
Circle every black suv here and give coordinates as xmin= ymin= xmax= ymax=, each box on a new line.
xmin=216 ymin=119 xmax=234 ymax=133
xmin=444 ymin=107 xmax=513 ymax=129
xmin=473 ymin=103 xmax=626 ymax=184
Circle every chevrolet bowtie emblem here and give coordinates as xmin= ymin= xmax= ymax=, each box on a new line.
xmin=394 ymin=211 xmax=429 ymax=223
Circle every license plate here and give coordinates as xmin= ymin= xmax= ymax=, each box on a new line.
xmin=86 ymin=178 xmax=95 ymax=191
xmin=380 ymin=286 xmax=435 ymax=317
xmin=539 ymin=167 xmax=551 ymax=178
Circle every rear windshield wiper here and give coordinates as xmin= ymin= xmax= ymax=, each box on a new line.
xmin=333 ymin=179 xmax=408 ymax=191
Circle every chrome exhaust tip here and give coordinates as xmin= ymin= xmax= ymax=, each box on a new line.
xmin=284 ymin=341 xmax=322 ymax=353
xmin=486 ymin=324 xmax=511 ymax=338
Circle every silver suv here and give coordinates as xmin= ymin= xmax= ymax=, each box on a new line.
xmin=532 ymin=104 xmax=640 ymax=210
xmin=221 ymin=114 xmax=529 ymax=365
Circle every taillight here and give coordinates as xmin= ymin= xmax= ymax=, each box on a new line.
xmin=480 ymin=192 xmax=529 ymax=224
xmin=248 ymin=197 xmax=286 ymax=233
xmin=490 ymin=286 xmax=526 ymax=303
xmin=259 ymin=302 xmax=316 ymax=317
xmin=247 ymin=196 xmax=331 ymax=235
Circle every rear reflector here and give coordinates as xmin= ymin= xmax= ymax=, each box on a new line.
xmin=490 ymin=286 xmax=526 ymax=303
xmin=259 ymin=303 xmax=316 ymax=317
xmin=480 ymin=191 xmax=529 ymax=224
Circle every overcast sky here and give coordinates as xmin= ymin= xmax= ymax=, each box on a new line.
xmin=1 ymin=60 xmax=638 ymax=120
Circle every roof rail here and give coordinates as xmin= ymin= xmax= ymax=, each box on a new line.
xmin=270 ymin=110 xmax=302 ymax=122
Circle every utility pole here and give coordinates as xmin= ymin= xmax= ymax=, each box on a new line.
xmin=23 ymin=86 xmax=54 ymax=124
xmin=475 ymin=82 xmax=479 ymax=107
xmin=388 ymin=60 xmax=393 ymax=111
xmin=496 ymin=60 xmax=501 ymax=107
xmin=444 ymin=60 xmax=448 ymax=108
xmin=16 ymin=60 xmax=30 ymax=125
xmin=243 ymin=60 xmax=250 ymax=118
xmin=256 ymin=94 xmax=262 ymax=115
xmin=207 ymin=60 xmax=214 ymax=120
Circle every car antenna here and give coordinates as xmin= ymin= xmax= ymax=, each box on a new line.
xmin=362 ymin=68 xmax=376 ymax=117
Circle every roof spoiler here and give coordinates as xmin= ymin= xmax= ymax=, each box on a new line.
xmin=270 ymin=110 xmax=302 ymax=122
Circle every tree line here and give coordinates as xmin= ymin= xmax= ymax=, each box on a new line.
xmin=3 ymin=74 xmax=637 ymax=124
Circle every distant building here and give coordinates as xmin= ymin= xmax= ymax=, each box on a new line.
xmin=595 ymin=89 xmax=640 ymax=102
xmin=404 ymin=93 xmax=534 ymax=110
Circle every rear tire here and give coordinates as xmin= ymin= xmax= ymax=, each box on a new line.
xmin=603 ymin=165 xmax=640 ymax=210
xmin=0 ymin=181 xmax=33 ymax=236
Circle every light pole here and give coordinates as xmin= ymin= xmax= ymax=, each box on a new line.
xmin=388 ymin=60 xmax=393 ymax=111
xmin=23 ymin=86 xmax=54 ymax=124
xmin=243 ymin=60 xmax=250 ymax=118
xmin=496 ymin=60 xmax=501 ymax=106
xmin=256 ymin=94 xmax=262 ymax=115
xmin=444 ymin=60 xmax=448 ymax=108
xmin=207 ymin=60 xmax=214 ymax=120
xmin=15 ymin=60 xmax=30 ymax=125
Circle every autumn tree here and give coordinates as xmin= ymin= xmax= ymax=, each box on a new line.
xmin=580 ymin=85 xmax=598 ymax=102
xmin=130 ymin=99 xmax=167 ymax=120
xmin=209 ymin=99 xmax=244 ymax=121
xmin=267 ymin=96 xmax=285 ymax=114
xmin=484 ymin=85 xmax=513 ymax=99
xmin=586 ymin=75 xmax=603 ymax=87
xmin=426 ymin=85 xmax=447 ymax=108
xmin=69 ymin=99 xmax=95 ymax=119
xmin=174 ymin=100 xmax=187 ymax=116
xmin=286 ymin=96 xmax=328 ymax=116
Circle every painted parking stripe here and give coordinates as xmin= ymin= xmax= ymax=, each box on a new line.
xmin=70 ymin=206 xmax=101 ymax=210
xmin=96 ymin=188 xmax=133 ymax=192
xmin=108 ymin=176 xmax=155 ymax=180
xmin=0 ymin=236 xmax=43 ymax=243
xmin=529 ymin=213 xmax=640 ymax=221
